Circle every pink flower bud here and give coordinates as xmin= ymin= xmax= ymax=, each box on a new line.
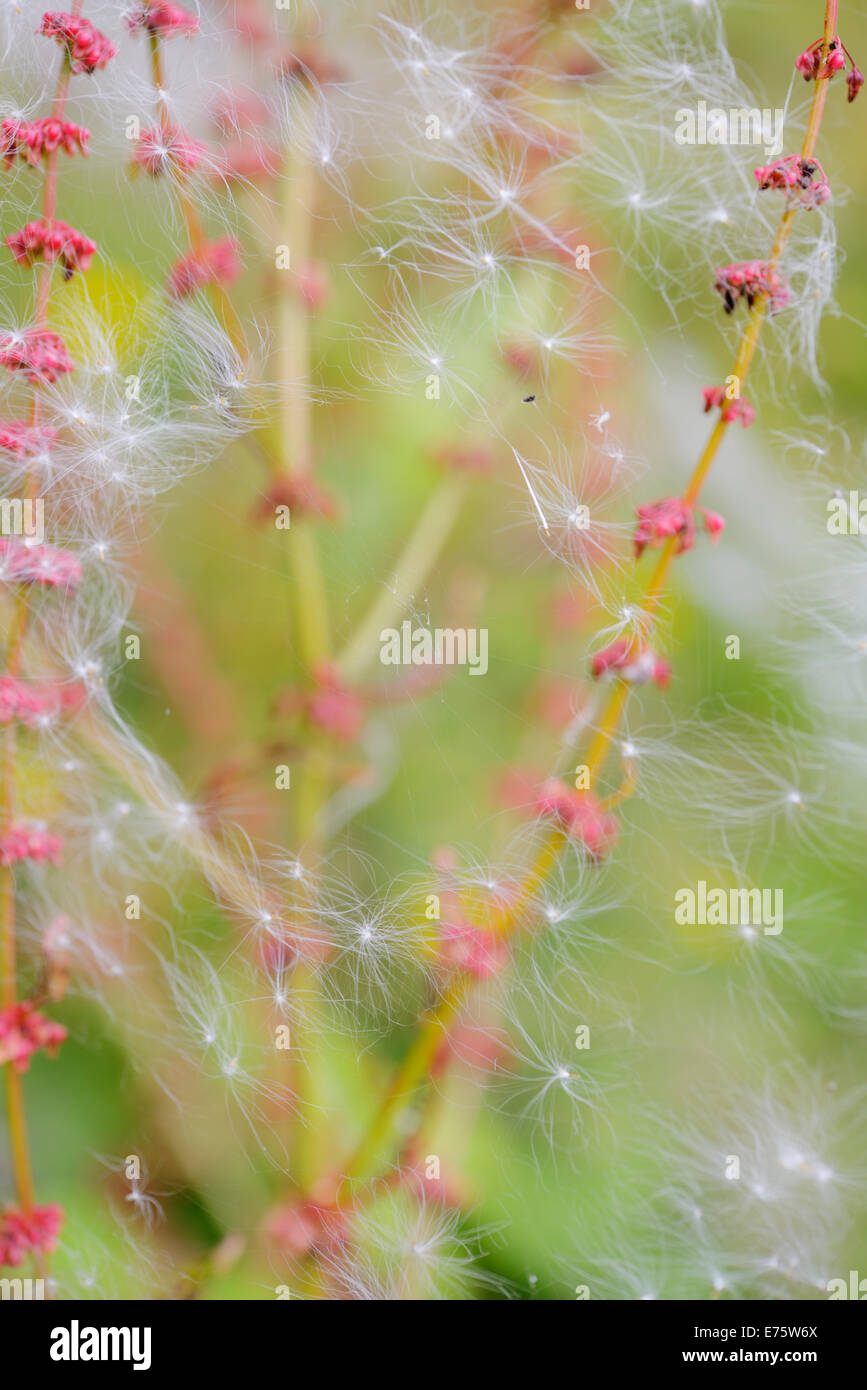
xmin=265 ymin=1199 xmax=347 ymax=1259
xmin=278 ymin=664 xmax=364 ymax=743
xmin=590 ymin=638 xmax=671 ymax=690
xmin=167 ymin=237 xmax=242 ymax=298
xmin=433 ymin=444 xmax=494 ymax=475
xmin=0 ymin=824 xmax=64 ymax=867
xmin=0 ymin=678 xmax=71 ymax=728
xmin=39 ymin=12 xmax=116 ymax=74
xmin=125 ymin=3 xmax=199 ymax=39
xmin=755 ymin=155 xmax=830 ymax=209
xmin=7 ymin=219 xmax=96 ymax=280
xmin=130 ymin=126 xmax=206 ymax=178
xmin=848 ymin=66 xmax=864 ymax=101
xmin=306 ymin=664 xmax=363 ymax=742
xmin=254 ymin=473 xmax=339 ymax=523
xmin=293 ymin=261 xmax=331 ymax=310
xmin=0 ymin=539 xmax=82 ymax=589
xmin=0 ymin=1002 xmax=67 ymax=1071
xmin=796 ymin=46 xmax=821 ymax=81
xmin=702 ymin=387 xmax=755 ymax=427
xmin=439 ymin=918 xmax=509 ymax=979
xmin=0 ymin=329 xmax=74 ymax=383
xmin=714 ymin=261 xmax=790 ymax=315
xmin=0 ymin=421 xmax=57 ymax=458
xmin=1 ymin=117 xmax=89 ymax=168
xmin=0 ymin=1203 xmax=63 ymax=1266
xmin=535 ymin=780 xmax=619 ymax=859
xmin=635 ymin=496 xmax=695 ymax=557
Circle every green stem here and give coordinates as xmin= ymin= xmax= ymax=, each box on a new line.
xmin=336 ymin=473 xmax=471 ymax=682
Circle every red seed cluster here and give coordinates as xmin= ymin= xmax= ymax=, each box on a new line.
xmin=634 ymin=496 xmax=725 ymax=559
xmin=702 ymin=387 xmax=756 ymax=428
xmin=305 ymin=663 xmax=363 ymax=743
xmin=7 ymin=219 xmax=96 ymax=280
xmin=0 ymin=825 xmax=64 ymax=867
xmin=713 ymin=261 xmax=791 ymax=315
xmin=0 ymin=678 xmax=81 ymax=724
xmin=0 ymin=678 xmax=65 ymax=728
xmin=39 ymin=12 xmax=117 ymax=74
xmin=590 ymin=639 xmax=672 ymax=690
xmin=0 ymin=1002 xmax=67 ymax=1072
xmin=796 ymin=36 xmax=862 ymax=100
xmin=0 ymin=539 xmax=83 ymax=590
xmin=254 ymin=473 xmax=340 ymax=523
xmin=1 ymin=117 xmax=89 ymax=168
xmin=0 ymin=329 xmax=74 ymax=384
xmin=167 ymin=236 xmax=242 ymax=298
xmin=125 ymin=2 xmax=199 ymax=38
xmin=535 ymin=781 xmax=620 ymax=859
xmin=131 ymin=126 xmax=206 ymax=178
xmin=754 ymin=155 xmax=830 ymax=208
xmin=0 ymin=1203 xmax=63 ymax=1267
xmin=439 ymin=919 xmax=508 ymax=979
xmin=0 ymin=421 xmax=57 ymax=457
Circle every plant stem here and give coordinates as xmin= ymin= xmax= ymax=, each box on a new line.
xmin=336 ymin=473 xmax=472 ymax=682
xmin=277 ymin=128 xmax=332 ymax=676
xmin=319 ymin=0 xmax=843 ymax=1193
xmin=1 ymin=8 xmax=83 ymax=1234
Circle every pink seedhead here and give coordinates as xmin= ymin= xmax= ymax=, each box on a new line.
xmin=0 ymin=329 xmax=73 ymax=383
xmin=131 ymin=126 xmax=206 ymax=178
xmin=0 ymin=1203 xmax=63 ymax=1267
xmin=126 ymin=2 xmax=199 ymax=38
xmin=7 ymin=220 xmax=96 ymax=280
xmin=433 ymin=444 xmax=494 ymax=475
xmin=535 ymin=780 xmax=619 ymax=860
xmin=279 ymin=45 xmax=346 ymax=85
xmin=714 ymin=261 xmax=790 ymax=315
xmin=39 ymin=12 xmax=117 ymax=73
xmin=306 ymin=663 xmax=363 ymax=742
xmin=634 ymin=496 xmax=726 ymax=558
xmin=439 ymin=918 xmax=509 ymax=979
xmin=0 ymin=825 xmax=64 ymax=867
xmin=0 ymin=421 xmax=57 ymax=458
xmin=43 ymin=916 xmax=73 ymax=1002
xmin=215 ymin=140 xmax=278 ymax=185
xmin=167 ymin=237 xmax=242 ymax=298
xmin=277 ymin=662 xmax=363 ymax=742
xmin=0 ymin=678 xmax=66 ymax=728
xmin=754 ymin=155 xmax=830 ymax=208
xmin=796 ymin=35 xmax=861 ymax=98
xmin=702 ymin=386 xmax=755 ymax=428
xmin=0 ymin=1002 xmax=67 ymax=1071
xmin=591 ymin=638 xmax=671 ymax=690
xmin=1 ymin=117 xmax=89 ymax=168
xmin=293 ymin=262 xmax=331 ymax=311
xmin=265 ymin=1198 xmax=348 ymax=1261
xmin=0 ymin=539 xmax=82 ymax=589
xmin=254 ymin=473 xmax=339 ymax=523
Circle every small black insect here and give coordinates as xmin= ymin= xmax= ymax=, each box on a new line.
xmin=523 ymin=394 xmax=536 ymax=403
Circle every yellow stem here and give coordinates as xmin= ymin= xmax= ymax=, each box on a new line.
xmin=320 ymin=2 xmax=844 ymax=1195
